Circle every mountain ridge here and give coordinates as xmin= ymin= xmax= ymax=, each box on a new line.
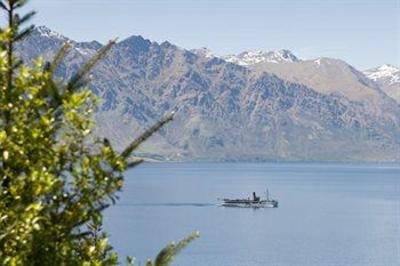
xmin=14 ymin=26 xmax=400 ymax=161
xmin=194 ymin=46 xmax=398 ymax=104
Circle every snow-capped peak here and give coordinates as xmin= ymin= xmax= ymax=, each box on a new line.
xmin=33 ymin=26 xmax=103 ymax=57
xmin=222 ymin=49 xmax=299 ymax=66
xmin=363 ymin=64 xmax=400 ymax=85
xmin=35 ymin=25 xmax=67 ymax=41
xmin=190 ymin=47 xmax=300 ymax=66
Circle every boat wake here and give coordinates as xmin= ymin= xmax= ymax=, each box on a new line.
xmin=118 ymin=203 xmax=216 ymax=207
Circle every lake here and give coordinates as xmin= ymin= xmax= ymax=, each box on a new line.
xmin=103 ymin=162 xmax=400 ymax=266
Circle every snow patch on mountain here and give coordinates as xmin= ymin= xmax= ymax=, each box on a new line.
xmin=314 ymin=58 xmax=322 ymax=66
xmin=364 ymin=64 xmax=400 ymax=85
xmin=36 ymin=26 xmax=67 ymax=41
xmin=192 ymin=48 xmax=300 ymax=66
xmin=33 ymin=26 xmax=102 ymax=57
xmin=75 ymin=47 xmax=92 ymax=56
xmin=191 ymin=47 xmax=217 ymax=59
xmin=222 ymin=49 xmax=300 ymax=66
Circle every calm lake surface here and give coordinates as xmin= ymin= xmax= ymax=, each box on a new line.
xmin=103 ymin=162 xmax=400 ymax=266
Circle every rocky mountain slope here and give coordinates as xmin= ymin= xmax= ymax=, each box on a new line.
xmin=15 ymin=26 xmax=400 ymax=161
xmin=194 ymin=48 xmax=399 ymax=106
xmin=250 ymin=58 xmax=385 ymax=103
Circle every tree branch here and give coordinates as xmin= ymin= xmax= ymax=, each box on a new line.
xmin=120 ymin=111 xmax=175 ymax=159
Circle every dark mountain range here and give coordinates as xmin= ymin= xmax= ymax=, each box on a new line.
xmin=15 ymin=26 xmax=400 ymax=161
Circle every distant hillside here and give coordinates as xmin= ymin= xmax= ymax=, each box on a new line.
xmin=15 ymin=26 xmax=400 ymax=161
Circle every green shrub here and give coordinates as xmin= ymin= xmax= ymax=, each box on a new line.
xmin=0 ymin=1 xmax=197 ymax=265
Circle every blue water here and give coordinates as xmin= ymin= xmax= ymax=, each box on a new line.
xmin=103 ymin=162 xmax=400 ymax=266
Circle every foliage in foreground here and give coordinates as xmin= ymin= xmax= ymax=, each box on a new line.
xmin=127 ymin=232 xmax=199 ymax=266
xmin=0 ymin=0 xmax=196 ymax=265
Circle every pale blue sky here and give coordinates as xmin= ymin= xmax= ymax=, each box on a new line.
xmin=21 ymin=0 xmax=400 ymax=69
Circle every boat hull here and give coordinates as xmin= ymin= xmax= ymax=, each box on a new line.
xmin=220 ymin=200 xmax=278 ymax=208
